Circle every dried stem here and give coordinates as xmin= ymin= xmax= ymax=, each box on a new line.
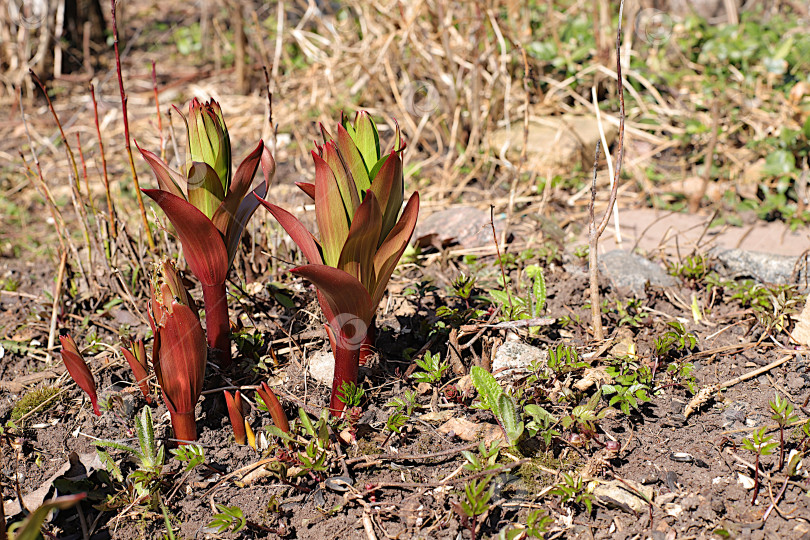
xmin=90 ymin=83 xmax=117 ymax=239
xmin=151 ymin=60 xmax=165 ymax=162
xmin=111 ymin=0 xmax=155 ymax=249
xmin=588 ymin=0 xmax=626 ymax=341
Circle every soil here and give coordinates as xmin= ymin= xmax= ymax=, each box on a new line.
xmin=3 ymin=249 xmax=810 ymax=539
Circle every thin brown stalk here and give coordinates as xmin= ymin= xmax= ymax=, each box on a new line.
xmin=151 ymin=61 xmax=165 ymax=161
xmin=47 ymin=252 xmax=68 ymax=351
xmin=90 ymin=83 xmax=116 ymax=239
xmin=588 ymin=0 xmax=626 ymax=341
xmin=29 ymin=71 xmax=81 ymax=193
xmin=75 ymin=133 xmax=98 ymax=216
xmin=111 ymin=0 xmax=155 ymax=249
xmin=490 ymin=205 xmax=513 ymax=314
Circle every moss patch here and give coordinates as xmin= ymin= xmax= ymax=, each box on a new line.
xmin=11 ymin=386 xmax=60 ymax=422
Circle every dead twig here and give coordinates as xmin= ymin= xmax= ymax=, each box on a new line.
xmin=588 ymin=0 xmax=626 ymax=341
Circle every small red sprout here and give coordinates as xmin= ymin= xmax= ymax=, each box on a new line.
xmin=59 ymin=333 xmax=100 ymax=416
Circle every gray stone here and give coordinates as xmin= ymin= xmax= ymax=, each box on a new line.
xmin=307 ymin=349 xmax=334 ymax=386
xmin=599 ymin=250 xmax=676 ymax=294
xmin=414 ymin=206 xmax=504 ymax=249
xmin=491 ymin=340 xmax=547 ymax=380
xmin=710 ymin=248 xmax=807 ymax=285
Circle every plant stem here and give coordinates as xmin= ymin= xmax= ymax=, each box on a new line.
xmin=752 ymin=453 xmax=760 ymax=505
xmin=202 ymin=282 xmax=231 ymax=369
xmin=330 ymin=340 xmax=360 ymax=416
xmin=111 ymin=0 xmax=155 ymax=249
xmin=358 ymin=323 xmax=375 ymax=366
xmin=170 ymin=411 xmax=197 ymax=444
xmin=90 ymin=83 xmax=116 ymax=239
xmin=779 ymin=426 xmax=785 ymax=470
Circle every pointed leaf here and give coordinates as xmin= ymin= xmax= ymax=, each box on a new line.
xmin=314 ymin=153 xmax=349 ymax=266
xmin=291 ymin=265 xmax=374 ymax=328
xmin=256 ymin=197 xmax=323 ymax=265
xmin=59 ymin=334 xmax=100 ymax=416
xmin=337 ymin=191 xmax=382 ymax=290
xmin=187 ymin=161 xmax=226 ymax=221
xmin=143 ymin=189 xmax=228 ymax=287
xmin=211 ymin=140 xmax=263 ymax=236
xmin=15 ymin=493 xmax=87 ymax=540
xmin=153 ymin=303 xmax=207 ymax=415
xmin=323 ymin=141 xmax=360 ymax=217
xmin=368 ymin=150 xmax=403 ymax=241
xmin=296 ymin=182 xmax=316 ymax=199
xmin=122 ymin=339 xmax=151 ymax=403
xmin=137 ymin=143 xmax=186 ymax=198
xmin=336 ymin=123 xmax=370 ymax=192
xmin=224 ymin=390 xmax=246 ymax=444
xmin=371 ymin=192 xmax=419 ymax=307
xmin=353 ymin=111 xmax=380 ymax=170
xmin=258 ymin=382 xmax=290 ymax=434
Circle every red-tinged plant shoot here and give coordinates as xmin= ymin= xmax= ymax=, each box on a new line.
xmin=257 ymin=382 xmax=290 ymax=433
xmin=224 ymin=390 xmax=247 ymax=445
xmin=139 ymin=98 xmax=276 ymax=369
xmin=257 ymin=112 xmax=419 ymax=415
xmin=59 ymin=332 xmax=100 ymax=416
xmin=121 ymin=338 xmax=152 ymax=403
xmin=149 ymin=261 xmax=207 ymax=444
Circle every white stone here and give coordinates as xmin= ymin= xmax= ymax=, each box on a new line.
xmin=491 ymin=340 xmax=547 ymax=380
xmin=307 ymin=349 xmax=335 ymax=386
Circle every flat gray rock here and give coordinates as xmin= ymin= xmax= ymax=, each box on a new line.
xmin=414 ymin=206 xmax=504 ymax=249
xmin=491 ymin=340 xmax=547 ymax=380
xmin=599 ymin=250 xmax=676 ymax=294
xmin=710 ymin=248 xmax=807 ymax=285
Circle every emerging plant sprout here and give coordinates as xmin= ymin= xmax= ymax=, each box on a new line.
xmin=223 ymin=390 xmax=248 ymax=445
xmin=258 ymin=112 xmax=419 ymax=415
xmin=140 ymin=98 xmax=276 ymax=368
xmin=121 ymin=338 xmax=152 ymax=403
xmin=257 ymin=382 xmax=290 ymax=433
xmin=148 ymin=261 xmax=207 ymax=443
xmin=59 ymin=332 xmax=100 ymax=416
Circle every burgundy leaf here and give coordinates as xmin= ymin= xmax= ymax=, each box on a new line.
xmin=368 ymin=149 xmax=404 ymax=242
xmin=59 ymin=334 xmax=100 ymax=416
xmin=224 ymin=390 xmax=247 ymax=444
xmin=337 ymin=191 xmax=382 ymax=290
xmin=257 ymin=382 xmax=290 ymax=433
xmin=314 ymin=153 xmax=350 ymax=267
xmin=371 ymin=192 xmax=419 ymax=307
xmin=136 ymin=142 xmax=186 ymax=199
xmin=121 ymin=339 xmax=151 ymax=403
xmin=256 ymin=197 xmax=323 ymax=265
xmin=291 ymin=265 xmax=374 ymax=330
xmin=143 ymin=189 xmax=228 ymax=287
xmin=153 ymin=303 xmax=207 ymax=416
xmin=296 ymin=182 xmax=316 ymax=200
xmin=211 ymin=140 xmax=263 ymax=236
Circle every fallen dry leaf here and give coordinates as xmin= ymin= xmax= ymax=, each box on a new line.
xmin=437 ymin=417 xmax=504 ymax=445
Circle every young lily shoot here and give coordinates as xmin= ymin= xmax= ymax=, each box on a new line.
xmin=139 ymin=98 xmax=276 ymax=368
xmin=258 ymin=112 xmax=419 ymax=415
xmin=148 ymin=260 xmax=207 ymax=443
